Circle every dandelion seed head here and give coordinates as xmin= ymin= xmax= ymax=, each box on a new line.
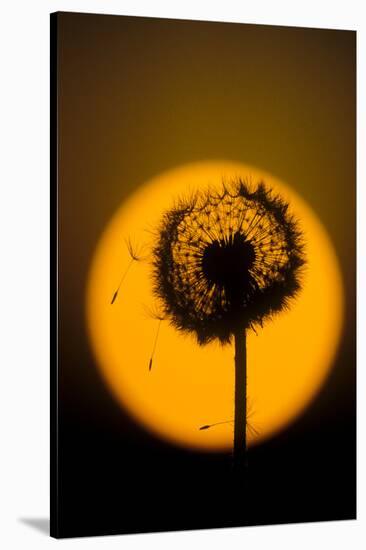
xmin=152 ymin=179 xmax=305 ymax=344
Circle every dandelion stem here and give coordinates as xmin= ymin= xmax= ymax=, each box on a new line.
xmin=233 ymin=328 xmax=247 ymax=472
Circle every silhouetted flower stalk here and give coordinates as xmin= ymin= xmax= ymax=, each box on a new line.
xmin=152 ymin=179 xmax=305 ymax=471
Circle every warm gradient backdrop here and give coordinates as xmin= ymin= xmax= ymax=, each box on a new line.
xmin=54 ymin=12 xmax=356 ymax=538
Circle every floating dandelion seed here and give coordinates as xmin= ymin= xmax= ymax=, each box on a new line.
xmin=199 ymin=419 xmax=259 ymax=437
xmin=199 ymin=400 xmax=259 ymax=438
xmin=148 ymin=321 xmax=162 ymax=372
xmin=143 ymin=305 xmax=166 ymax=371
xmin=110 ymin=237 xmax=145 ymax=304
xmin=152 ymin=179 xmax=305 ymax=470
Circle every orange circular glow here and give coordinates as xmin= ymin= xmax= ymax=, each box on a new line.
xmin=86 ymin=161 xmax=344 ymax=452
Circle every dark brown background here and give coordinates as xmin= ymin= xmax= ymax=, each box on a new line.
xmin=52 ymin=12 xmax=356 ymax=538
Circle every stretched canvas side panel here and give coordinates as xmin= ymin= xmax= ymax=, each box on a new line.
xmin=50 ymin=11 xmax=59 ymax=540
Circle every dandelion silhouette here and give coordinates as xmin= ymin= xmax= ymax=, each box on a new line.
xmin=152 ymin=178 xmax=305 ymax=470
